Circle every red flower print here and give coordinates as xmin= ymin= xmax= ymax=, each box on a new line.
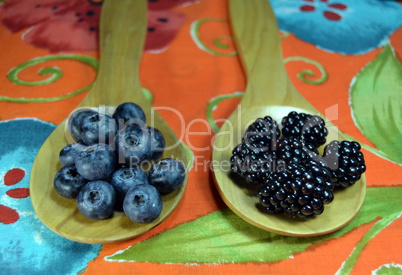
xmin=146 ymin=10 xmax=185 ymax=52
xmin=148 ymin=0 xmax=199 ymax=10
xmin=1 ymin=168 xmax=29 ymax=225
xmin=0 ymin=0 xmax=197 ymax=53
xmin=0 ymin=0 xmax=101 ymax=52
xmin=300 ymin=0 xmax=347 ymax=21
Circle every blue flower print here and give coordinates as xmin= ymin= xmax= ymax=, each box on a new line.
xmin=270 ymin=0 xmax=402 ymax=55
xmin=0 ymin=118 xmax=101 ymax=275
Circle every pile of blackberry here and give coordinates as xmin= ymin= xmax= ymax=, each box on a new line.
xmin=230 ymin=111 xmax=366 ymax=220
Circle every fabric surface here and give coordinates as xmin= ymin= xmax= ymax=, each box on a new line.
xmin=0 ymin=0 xmax=401 ymax=274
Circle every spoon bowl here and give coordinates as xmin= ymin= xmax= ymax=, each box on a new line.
xmin=212 ymin=0 xmax=366 ymax=237
xmin=30 ymin=0 xmax=189 ymax=244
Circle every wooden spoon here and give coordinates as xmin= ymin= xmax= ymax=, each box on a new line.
xmin=30 ymin=0 xmax=189 ymax=244
xmin=212 ymin=0 xmax=366 ymax=237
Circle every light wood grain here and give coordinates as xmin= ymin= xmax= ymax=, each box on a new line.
xmin=211 ymin=0 xmax=366 ymax=237
xmin=30 ymin=0 xmax=189 ymax=244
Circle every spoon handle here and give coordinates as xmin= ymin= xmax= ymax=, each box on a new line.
xmin=81 ymin=0 xmax=148 ymax=107
xmin=230 ymin=0 xmax=308 ymax=109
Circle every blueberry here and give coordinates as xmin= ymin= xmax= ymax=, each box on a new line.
xmin=59 ymin=141 xmax=87 ymax=166
xmin=110 ymin=167 xmax=149 ymax=209
xmin=115 ymin=123 xmax=152 ymax=166
xmin=113 ymin=102 xmax=146 ymax=124
xmin=149 ymin=158 xmax=186 ymax=194
xmin=77 ymin=180 xmax=116 ymax=220
xmin=67 ymin=109 xmax=97 ymax=140
xmin=54 ymin=164 xmax=88 ymax=199
xmin=123 ymin=184 xmax=162 ymax=224
xmin=80 ymin=112 xmax=117 ymax=145
xmin=75 ymin=144 xmax=116 ymax=180
xmin=147 ymin=126 xmax=166 ymax=160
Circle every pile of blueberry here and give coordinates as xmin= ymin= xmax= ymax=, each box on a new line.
xmin=230 ymin=111 xmax=366 ymax=220
xmin=53 ymin=102 xmax=186 ymax=224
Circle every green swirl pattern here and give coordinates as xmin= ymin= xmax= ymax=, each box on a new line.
xmin=283 ymin=56 xmax=328 ymax=85
xmin=142 ymin=87 xmax=154 ymax=104
xmin=191 ymin=18 xmax=237 ymax=57
xmin=0 ymin=54 xmax=99 ymax=103
xmin=206 ymin=92 xmax=244 ymax=133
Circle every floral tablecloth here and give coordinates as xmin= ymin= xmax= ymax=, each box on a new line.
xmin=1 ymin=0 xmax=401 ymax=274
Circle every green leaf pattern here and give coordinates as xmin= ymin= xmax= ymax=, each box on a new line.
xmin=374 ymin=264 xmax=402 ymax=275
xmin=350 ymin=44 xmax=402 ymax=164
xmin=107 ymin=187 xmax=402 ymax=266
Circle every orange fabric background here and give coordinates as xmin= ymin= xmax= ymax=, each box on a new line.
xmin=0 ymin=0 xmax=401 ymax=274
xmin=93 ymin=0 xmax=401 ymax=273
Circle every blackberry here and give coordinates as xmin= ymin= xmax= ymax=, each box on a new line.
xmin=275 ymin=137 xmax=319 ymax=165
xmin=322 ymin=140 xmax=366 ymax=188
xmin=281 ymin=111 xmax=328 ymax=148
xmin=243 ymin=116 xmax=280 ymax=150
xmin=257 ymin=160 xmax=334 ymax=219
xmin=230 ymin=116 xmax=280 ymax=185
xmin=230 ymin=141 xmax=277 ymax=185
